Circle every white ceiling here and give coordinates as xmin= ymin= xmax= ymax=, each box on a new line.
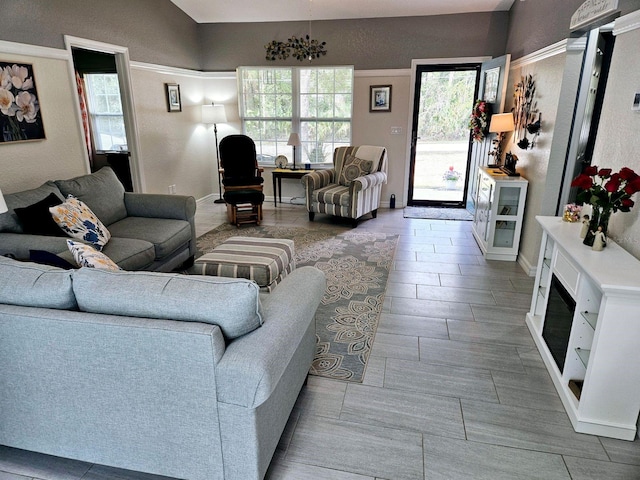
xmin=170 ymin=0 xmax=517 ymax=24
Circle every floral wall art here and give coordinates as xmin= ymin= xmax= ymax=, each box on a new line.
xmin=0 ymin=62 xmax=45 ymax=143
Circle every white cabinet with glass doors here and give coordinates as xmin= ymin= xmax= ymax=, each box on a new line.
xmin=472 ymin=166 xmax=528 ymax=261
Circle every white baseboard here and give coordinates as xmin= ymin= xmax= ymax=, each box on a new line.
xmin=518 ymin=254 xmax=537 ymax=277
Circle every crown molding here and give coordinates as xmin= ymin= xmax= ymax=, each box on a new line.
xmin=130 ymin=61 xmax=236 ymax=79
xmin=355 ymin=69 xmax=411 ymax=77
xmin=510 ymin=39 xmax=568 ymax=69
xmin=613 ymin=9 xmax=640 ymax=35
xmin=0 ymin=40 xmax=69 ymax=60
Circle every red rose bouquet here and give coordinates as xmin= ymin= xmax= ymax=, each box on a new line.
xmin=571 ymin=166 xmax=640 ymax=246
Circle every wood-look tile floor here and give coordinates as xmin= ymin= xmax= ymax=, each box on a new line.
xmin=2 ymin=200 xmax=640 ymax=480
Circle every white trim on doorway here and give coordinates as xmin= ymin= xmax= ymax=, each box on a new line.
xmin=64 ymin=36 xmax=146 ymax=193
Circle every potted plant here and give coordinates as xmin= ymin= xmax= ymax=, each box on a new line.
xmin=443 ymin=166 xmax=461 ymax=189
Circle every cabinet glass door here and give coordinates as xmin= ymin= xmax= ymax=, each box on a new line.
xmin=493 ymin=221 xmax=516 ymax=248
xmin=497 ymin=186 xmax=520 ymax=215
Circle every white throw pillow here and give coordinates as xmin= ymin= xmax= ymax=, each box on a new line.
xmin=50 ymin=197 xmax=111 ymax=250
xmin=67 ymin=240 xmax=121 ymax=271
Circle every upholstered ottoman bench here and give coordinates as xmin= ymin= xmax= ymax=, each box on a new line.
xmin=191 ymin=236 xmax=295 ymax=292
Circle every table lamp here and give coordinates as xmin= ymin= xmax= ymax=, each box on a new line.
xmin=488 ymin=113 xmax=515 ymax=166
xmin=287 ymin=133 xmax=301 ymax=170
xmin=202 ymin=103 xmax=228 ymax=204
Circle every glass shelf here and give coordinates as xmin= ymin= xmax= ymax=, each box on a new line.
xmin=581 ymin=311 xmax=598 ymax=330
xmin=576 ymin=347 xmax=591 ymax=368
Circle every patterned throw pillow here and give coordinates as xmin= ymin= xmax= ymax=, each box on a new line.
xmin=50 ymin=197 xmax=111 ymax=250
xmin=67 ymin=240 xmax=121 ymax=271
xmin=338 ymin=154 xmax=374 ymax=186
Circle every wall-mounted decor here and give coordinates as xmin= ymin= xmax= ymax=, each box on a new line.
xmin=632 ymin=92 xmax=640 ymax=111
xmin=0 ymin=62 xmax=45 ymax=143
xmin=469 ymin=99 xmax=491 ymax=142
xmin=512 ymin=74 xmax=541 ymax=149
xmin=483 ymin=67 xmax=500 ymax=103
xmin=370 ymin=85 xmax=392 ymax=112
xmin=265 ymin=35 xmax=327 ymax=62
xmin=165 ymin=83 xmax=181 ymax=112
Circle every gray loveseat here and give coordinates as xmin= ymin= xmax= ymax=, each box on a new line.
xmin=0 ymin=167 xmax=196 ymax=271
xmin=0 ymin=256 xmax=326 ymax=479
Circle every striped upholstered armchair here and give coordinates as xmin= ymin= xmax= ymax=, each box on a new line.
xmin=302 ymin=145 xmax=387 ymax=227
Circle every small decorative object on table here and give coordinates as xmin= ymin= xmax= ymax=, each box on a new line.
xmin=580 ymin=214 xmax=590 ymax=239
xmin=571 ymin=165 xmax=640 ymax=248
xmin=591 ymin=226 xmax=606 ymax=251
xmin=563 ymin=203 xmax=582 ymax=222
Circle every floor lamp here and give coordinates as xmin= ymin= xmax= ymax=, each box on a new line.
xmin=202 ymin=103 xmax=228 ymax=204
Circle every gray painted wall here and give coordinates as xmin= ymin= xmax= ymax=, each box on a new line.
xmin=506 ymin=0 xmax=640 ymax=59
xmin=0 ymin=0 xmax=200 ymax=70
xmin=199 ymin=13 xmax=509 ymax=71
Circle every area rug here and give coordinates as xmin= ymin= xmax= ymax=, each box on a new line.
xmin=403 ymin=206 xmax=473 ymax=221
xmin=196 ymin=224 xmax=398 ymax=383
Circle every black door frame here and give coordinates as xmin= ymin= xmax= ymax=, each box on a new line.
xmin=407 ymin=63 xmax=481 ymax=208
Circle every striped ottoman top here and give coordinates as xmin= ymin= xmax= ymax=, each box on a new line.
xmin=193 ymin=237 xmax=295 ymax=290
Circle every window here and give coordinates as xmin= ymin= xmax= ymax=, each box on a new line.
xmin=239 ymin=66 xmax=353 ymax=165
xmin=84 ymin=73 xmax=128 ymax=151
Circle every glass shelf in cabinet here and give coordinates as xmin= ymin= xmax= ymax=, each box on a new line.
xmin=576 ymin=347 xmax=591 ymax=368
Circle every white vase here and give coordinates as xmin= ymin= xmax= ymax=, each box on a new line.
xmin=445 ymin=179 xmax=458 ymax=190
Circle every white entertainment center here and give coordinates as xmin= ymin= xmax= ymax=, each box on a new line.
xmin=526 ymin=216 xmax=640 ymax=440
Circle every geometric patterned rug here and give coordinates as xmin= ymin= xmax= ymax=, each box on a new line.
xmin=403 ymin=206 xmax=473 ymax=221
xmin=196 ymin=223 xmax=398 ymax=383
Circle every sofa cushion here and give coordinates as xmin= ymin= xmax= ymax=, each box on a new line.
xmin=54 ymin=167 xmax=127 ymax=226
xmin=0 ymin=255 xmax=77 ymax=310
xmin=312 ymin=184 xmax=351 ymax=207
xmin=338 ymin=154 xmax=373 ymax=186
xmin=67 ymin=240 xmax=121 ymax=271
xmin=72 ymin=268 xmax=263 ymax=340
xmin=0 ymin=182 xmax=64 ymax=233
xmin=50 ymin=197 xmax=111 ymax=251
xmin=107 ymin=216 xmax=192 ymax=259
xmin=13 ymin=192 xmax=66 ymax=237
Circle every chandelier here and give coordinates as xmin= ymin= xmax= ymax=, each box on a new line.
xmin=265 ymin=35 xmax=327 ymax=61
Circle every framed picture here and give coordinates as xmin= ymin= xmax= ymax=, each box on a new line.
xmin=483 ymin=67 xmax=500 ymax=103
xmin=370 ymin=85 xmax=392 ymax=112
xmin=165 ymin=83 xmax=182 ymax=112
xmin=632 ymin=92 xmax=640 ymax=111
xmin=0 ymin=61 xmax=46 ymax=143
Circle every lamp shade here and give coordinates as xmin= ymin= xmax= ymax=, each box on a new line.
xmin=489 ymin=113 xmax=515 ymax=133
xmin=0 ymin=187 xmax=8 ymax=214
xmin=287 ymin=132 xmax=301 ymax=146
xmin=202 ymin=104 xmax=227 ymax=125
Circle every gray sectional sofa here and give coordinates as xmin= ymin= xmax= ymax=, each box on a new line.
xmin=0 ymin=167 xmax=196 ymax=271
xmin=0 ymin=256 xmax=326 ymax=479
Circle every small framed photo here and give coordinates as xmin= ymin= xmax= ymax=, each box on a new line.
xmin=370 ymin=85 xmax=392 ymax=112
xmin=165 ymin=83 xmax=181 ymax=112
xmin=632 ymin=92 xmax=640 ymax=111
xmin=483 ymin=67 xmax=500 ymax=103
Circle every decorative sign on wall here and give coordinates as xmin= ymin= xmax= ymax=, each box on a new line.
xmin=570 ymin=0 xmax=619 ymax=31
xmin=0 ymin=62 xmax=46 ymax=143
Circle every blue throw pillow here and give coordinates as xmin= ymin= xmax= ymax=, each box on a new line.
xmin=13 ymin=193 xmax=67 ymax=237
xmin=29 ymin=249 xmax=76 ymax=270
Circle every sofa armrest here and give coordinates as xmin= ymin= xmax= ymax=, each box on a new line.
xmin=214 ymin=266 xmax=326 ymax=408
xmin=0 ymin=232 xmax=69 ymax=260
xmin=124 ymin=193 xmax=196 ymax=221
xmin=351 ymin=171 xmax=387 ymax=193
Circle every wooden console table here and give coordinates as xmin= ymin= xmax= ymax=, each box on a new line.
xmin=271 ymin=169 xmax=309 ymax=206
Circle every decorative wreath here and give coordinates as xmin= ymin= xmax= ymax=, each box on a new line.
xmin=469 ymin=99 xmax=491 ymax=142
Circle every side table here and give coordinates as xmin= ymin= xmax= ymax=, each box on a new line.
xmin=271 ymin=169 xmax=309 ymax=206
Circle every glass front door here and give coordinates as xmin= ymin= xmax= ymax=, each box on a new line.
xmin=408 ymin=65 xmax=479 ymax=207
